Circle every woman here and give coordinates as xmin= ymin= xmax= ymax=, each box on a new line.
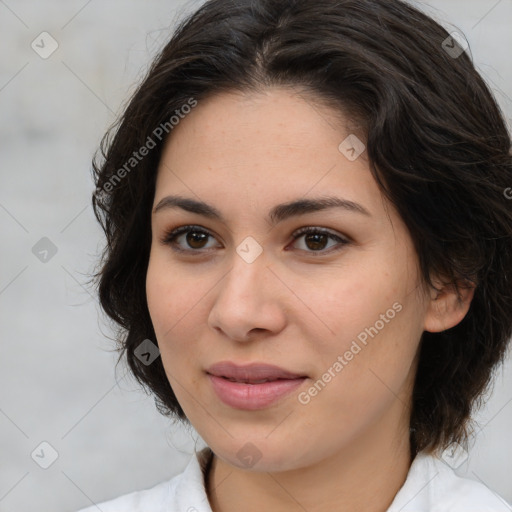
xmin=78 ymin=0 xmax=512 ymax=510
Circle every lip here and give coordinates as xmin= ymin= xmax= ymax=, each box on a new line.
xmin=207 ymin=361 xmax=305 ymax=381
xmin=206 ymin=361 xmax=307 ymax=410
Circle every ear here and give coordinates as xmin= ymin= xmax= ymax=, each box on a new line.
xmin=423 ymin=278 xmax=476 ymax=333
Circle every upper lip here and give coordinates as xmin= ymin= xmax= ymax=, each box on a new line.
xmin=206 ymin=361 xmax=306 ymax=382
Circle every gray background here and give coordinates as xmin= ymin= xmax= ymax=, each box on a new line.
xmin=0 ymin=1 xmax=511 ymax=511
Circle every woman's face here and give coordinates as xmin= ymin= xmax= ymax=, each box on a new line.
xmin=146 ymin=87 xmax=433 ymax=471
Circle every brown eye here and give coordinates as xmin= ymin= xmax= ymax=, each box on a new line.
xmin=290 ymin=227 xmax=349 ymax=255
xmin=303 ymin=232 xmax=329 ymax=251
xmin=161 ymin=225 xmax=219 ymax=253
xmin=161 ymin=225 xmax=349 ymax=256
xmin=185 ymin=230 xmax=209 ymax=249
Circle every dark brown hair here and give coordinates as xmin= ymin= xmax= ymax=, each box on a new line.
xmin=91 ymin=0 xmax=512 ymax=457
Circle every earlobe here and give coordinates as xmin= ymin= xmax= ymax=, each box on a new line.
xmin=423 ymin=281 xmax=476 ymax=333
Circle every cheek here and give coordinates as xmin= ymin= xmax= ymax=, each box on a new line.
xmin=145 ymin=256 xmax=204 ymax=354
xmin=145 ymin=259 xmax=207 ymax=408
xmin=146 ymin=249 xmax=203 ymax=323
xmin=296 ymin=259 xmax=406 ymax=352
xmin=301 ymin=251 xmax=423 ymax=396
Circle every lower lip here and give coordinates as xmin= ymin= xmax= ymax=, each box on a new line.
xmin=207 ymin=374 xmax=307 ymax=410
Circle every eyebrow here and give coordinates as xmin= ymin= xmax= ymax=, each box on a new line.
xmin=152 ymin=194 xmax=371 ymax=225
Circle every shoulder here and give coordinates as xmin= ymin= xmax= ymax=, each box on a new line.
xmin=75 ymin=478 xmax=173 ymax=512
xmin=436 ymin=461 xmax=511 ymax=512
xmin=74 ymin=447 xmax=213 ymax=512
xmin=388 ymin=451 xmax=511 ymax=512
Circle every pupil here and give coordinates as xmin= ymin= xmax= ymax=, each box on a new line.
xmin=187 ymin=231 xmax=207 ymax=248
xmin=306 ymin=233 xmax=327 ymax=250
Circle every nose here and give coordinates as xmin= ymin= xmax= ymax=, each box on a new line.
xmin=207 ymin=250 xmax=287 ymax=343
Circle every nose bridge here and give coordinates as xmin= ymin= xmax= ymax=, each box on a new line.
xmin=221 ymin=244 xmax=271 ymax=305
xmin=208 ymin=244 xmax=285 ymax=340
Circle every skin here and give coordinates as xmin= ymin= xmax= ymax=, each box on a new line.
xmin=146 ymin=87 xmax=475 ymax=512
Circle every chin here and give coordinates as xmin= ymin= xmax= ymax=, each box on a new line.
xmin=207 ymin=434 xmax=313 ymax=472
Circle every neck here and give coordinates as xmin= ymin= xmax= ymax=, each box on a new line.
xmin=206 ymin=413 xmax=413 ymax=512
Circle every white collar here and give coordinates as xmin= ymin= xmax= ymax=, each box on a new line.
xmin=84 ymin=446 xmax=510 ymax=511
xmin=175 ymin=447 xmax=511 ymax=512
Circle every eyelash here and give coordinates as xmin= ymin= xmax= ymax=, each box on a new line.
xmin=159 ymin=224 xmax=350 ymax=256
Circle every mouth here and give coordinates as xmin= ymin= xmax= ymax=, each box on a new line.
xmin=217 ymin=376 xmax=293 ymax=384
xmin=206 ymin=361 xmax=307 ymax=381
xmin=206 ymin=361 xmax=308 ymax=410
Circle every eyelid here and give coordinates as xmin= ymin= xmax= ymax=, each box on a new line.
xmin=288 ymin=226 xmax=349 ymax=255
xmin=159 ymin=224 xmax=220 ymax=253
xmin=292 ymin=226 xmax=350 ymax=243
xmin=159 ymin=224 xmax=350 ymax=255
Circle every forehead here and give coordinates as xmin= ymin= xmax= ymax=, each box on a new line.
xmin=153 ymin=87 xmax=382 ymax=220
xmin=161 ymin=87 xmax=353 ymax=158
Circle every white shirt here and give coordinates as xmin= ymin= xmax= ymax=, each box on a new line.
xmin=76 ymin=447 xmax=511 ymax=511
